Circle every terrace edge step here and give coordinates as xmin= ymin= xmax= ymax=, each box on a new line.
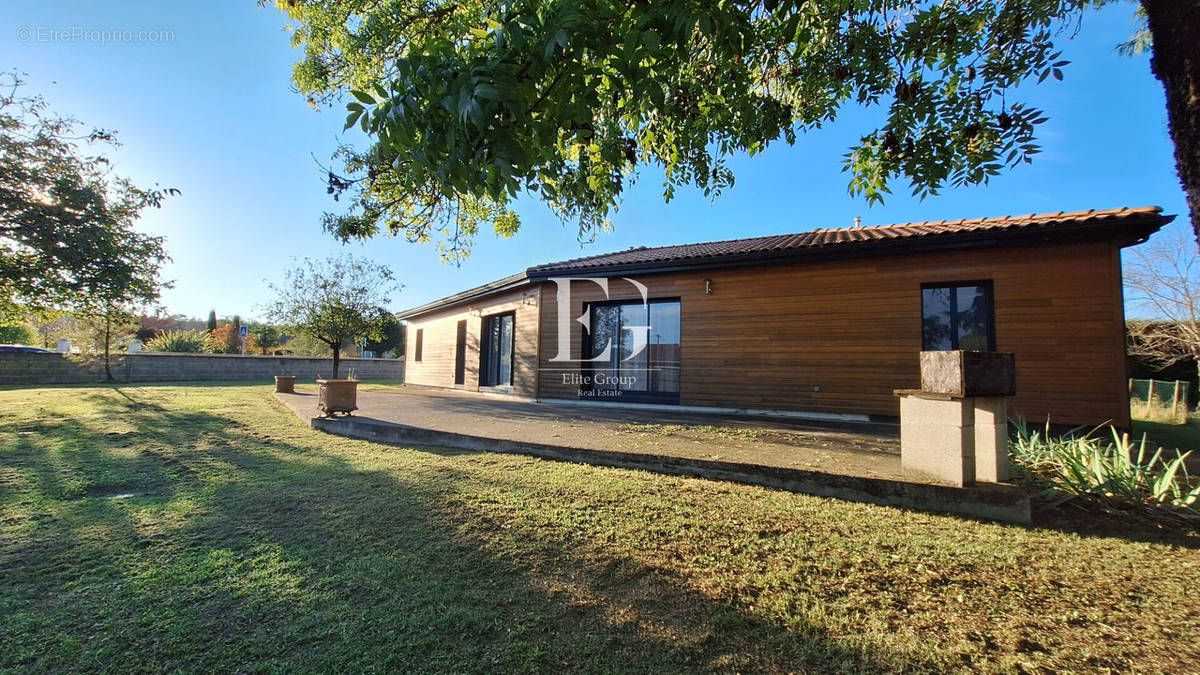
xmin=307 ymin=412 xmax=1031 ymax=524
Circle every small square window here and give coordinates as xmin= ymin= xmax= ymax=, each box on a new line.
xmin=921 ymin=282 xmax=995 ymax=351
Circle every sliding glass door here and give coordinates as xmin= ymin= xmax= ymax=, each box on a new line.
xmin=585 ymin=299 xmax=680 ymax=402
xmin=480 ymin=312 xmax=514 ymax=387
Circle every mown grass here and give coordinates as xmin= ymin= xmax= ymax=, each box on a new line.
xmin=1135 ymin=414 xmax=1200 ymax=454
xmin=2 ymin=384 xmax=1199 ymax=672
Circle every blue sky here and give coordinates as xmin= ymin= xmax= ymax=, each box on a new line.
xmin=0 ymin=1 xmax=1187 ymax=319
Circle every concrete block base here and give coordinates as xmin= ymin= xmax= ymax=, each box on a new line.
xmin=898 ymin=393 xmax=1011 ymax=486
xmin=900 ymin=395 xmax=975 ymax=486
xmin=973 ymin=397 xmax=1010 ymax=482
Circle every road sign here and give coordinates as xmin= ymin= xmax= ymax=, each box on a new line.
xmin=239 ymin=325 xmax=248 ymax=338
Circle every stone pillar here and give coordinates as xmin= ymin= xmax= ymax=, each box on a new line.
xmin=898 ymin=392 xmax=976 ymax=487
xmin=973 ymin=397 xmax=1010 ymax=482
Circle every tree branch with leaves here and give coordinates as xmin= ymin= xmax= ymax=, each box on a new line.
xmin=273 ymin=0 xmax=1200 ymax=257
xmin=0 ymin=72 xmax=176 ymax=323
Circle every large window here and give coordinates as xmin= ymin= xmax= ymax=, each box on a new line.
xmin=585 ymin=299 xmax=681 ymax=401
xmin=921 ymin=282 xmax=995 ymax=351
xmin=480 ymin=312 xmax=514 ymax=387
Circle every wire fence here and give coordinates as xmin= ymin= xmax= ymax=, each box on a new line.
xmin=1129 ymin=378 xmax=1191 ymax=423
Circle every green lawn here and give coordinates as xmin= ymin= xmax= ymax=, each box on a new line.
xmin=2 ymin=384 xmax=1199 ymax=672
xmin=1135 ymin=415 xmax=1200 ymax=454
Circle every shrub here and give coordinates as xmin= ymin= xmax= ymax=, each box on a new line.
xmin=144 ymin=330 xmax=207 ymax=353
xmin=1010 ymin=418 xmax=1200 ymax=520
xmin=0 ymin=324 xmax=33 ymax=344
xmin=204 ymin=324 xmax=254 ymax=354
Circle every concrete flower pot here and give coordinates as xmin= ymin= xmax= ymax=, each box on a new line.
xmin=919 ymin=351 xmax=1016 ymax=397
xmin=274 ymin=375 xmax=296 ymax=393
xmin=316 ymin=378 xmax=358 ymax=416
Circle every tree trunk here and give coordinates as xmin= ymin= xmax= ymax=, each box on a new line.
xmin=332 ymin=344 xmax=341 ymax=379
xmin=1142 ymin=0 xmax=1200 ymax=241
xmin=103 ymin=312 xmax=114 ymax=382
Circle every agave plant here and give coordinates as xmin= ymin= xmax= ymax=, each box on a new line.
xmin=1009 ymin=418 xmax=1200 ymax=514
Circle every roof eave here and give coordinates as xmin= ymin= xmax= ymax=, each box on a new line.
xmin=526 ymin=214 xmax=1172 ymax=279
xmin=395 ymin=273 xmax=531 ymax=320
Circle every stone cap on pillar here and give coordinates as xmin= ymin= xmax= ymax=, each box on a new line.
xmin=919 ymin=351 xmax=1016 ymax=397
xmin=894 ymin=389 xmax=966 ymax=400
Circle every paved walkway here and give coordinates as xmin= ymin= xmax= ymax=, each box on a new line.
xmin=276 ymin=384 xmax=907 ymax=482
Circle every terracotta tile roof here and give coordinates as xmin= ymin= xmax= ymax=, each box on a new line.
xmin=528 ymin=206 xmax=1170 ymax=275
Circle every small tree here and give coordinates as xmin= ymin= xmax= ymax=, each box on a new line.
xmin=136 ymin=313 xmax=176 ymax=343
xmin=264 ymin=255 xmax=399 ymax=378
xmin=363 ymin=311 xmax=404 ymax=357
xmin=1125 ymin=233 xmax=1200 ymax=383
xmin=28 ymin=312 xmax=75 ymax=350
xmin=206 ymin=310 xmax=217 ymax=332
xmin=249 ymin=324 xmax=281 ymax=355
xmin=73 ymin=225 xmax=171 ymax=380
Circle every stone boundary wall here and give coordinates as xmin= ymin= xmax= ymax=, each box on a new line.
xmin=0 ymin=352 xmax=404 ymax=386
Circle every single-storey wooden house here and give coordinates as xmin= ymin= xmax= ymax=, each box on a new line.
xmin=398 ymin=207 xmax=1171 ymax=427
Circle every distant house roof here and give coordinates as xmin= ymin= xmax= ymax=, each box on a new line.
xmin=397 ymin=206 xmax=1171 ymax=319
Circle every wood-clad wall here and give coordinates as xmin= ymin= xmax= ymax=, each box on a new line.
xmin=404 ymin=287 xmax=541 ymax=397
xmin=535 ymin=240 xmax=1130 ymax=427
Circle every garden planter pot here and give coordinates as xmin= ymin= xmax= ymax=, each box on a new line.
xmin=274 ymin=375 xmax=296 ymax=393
xmin=316 ymin=378 xmax=358 ymax=416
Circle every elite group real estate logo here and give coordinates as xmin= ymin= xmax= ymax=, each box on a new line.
xmin=545 ymin=277 xmax=654 ymax=398
xmin=547 ymin=277 xmax=651 ymax=364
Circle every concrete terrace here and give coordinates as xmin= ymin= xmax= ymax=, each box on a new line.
xmin=278 ymin=385 xmax=902 ymax=476
xmin=275 ymin=385 xmax=1031 ymax=523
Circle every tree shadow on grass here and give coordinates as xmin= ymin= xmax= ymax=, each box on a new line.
xmin=1 ymin=389 xmax=931 ymax=673
xmin=323 ymin=412 xmax=1200 ymax=552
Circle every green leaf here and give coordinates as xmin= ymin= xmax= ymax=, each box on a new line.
xmin=647 ymin=81 xmax=665 ymax=108
xmin=642 ymin=29 xmax=661 ymax=52
xmin=475 ymin=84 xmax=502 ymax=101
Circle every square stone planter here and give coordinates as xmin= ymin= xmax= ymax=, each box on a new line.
xmin=919 ymin=351 xmax=1016 ymax=397
xmin=317 ymin=378 xmax=358 ymax=416
xmin=274 ymin=375 xmax=296 ymax=393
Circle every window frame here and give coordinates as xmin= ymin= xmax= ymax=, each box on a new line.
xmin=479 ymin=310 xmax=516 ymax=388
xmin=414 ymin=328 xmax=424 ymax=362
xmin=920 ymin=280 xmax=997 ymax=352
xmin=581 ymin=296 xmax=682 ymax=403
